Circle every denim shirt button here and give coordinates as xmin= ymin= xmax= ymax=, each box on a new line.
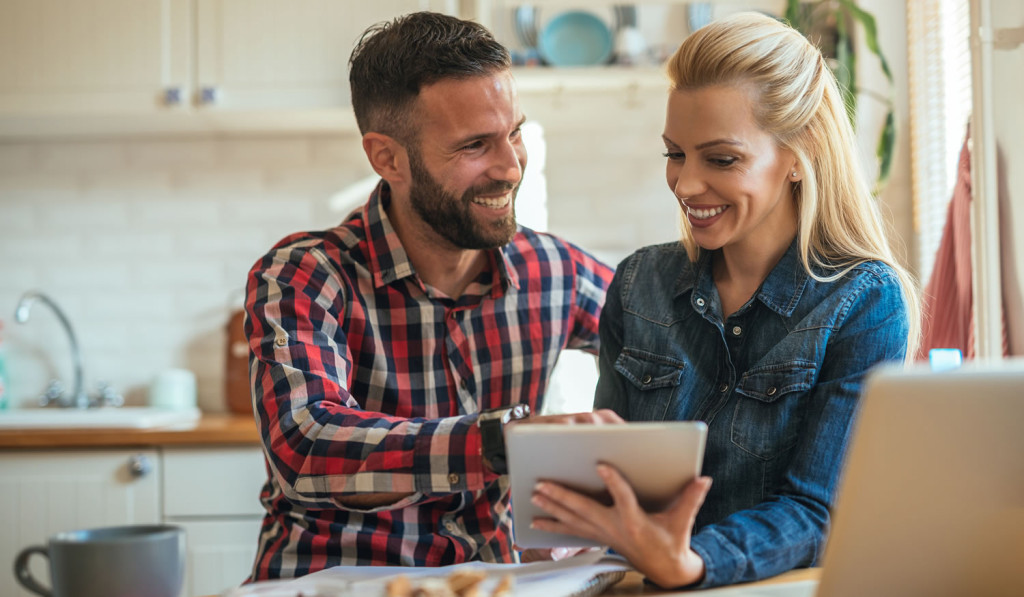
xmin=767 ymin=386 xmax=777 ymax=396
xmin=696 ymin=297 xmax=706 ymax=308
xmin=732 ymin=325 xmax=742 ymax=336
xmin=641 ymin=374 xmax=653 ymax=384
xmin=718 ymin=383 xmax=729 ymax=393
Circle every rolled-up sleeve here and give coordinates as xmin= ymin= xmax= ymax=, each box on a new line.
xmin=246 ymin=243 xmax=492 ymax=512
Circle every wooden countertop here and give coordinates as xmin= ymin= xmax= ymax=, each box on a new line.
xmin=606 ymin=567 xmax=820 ymax=594
xmin=0 ymin=413 xmax=261 ymax=449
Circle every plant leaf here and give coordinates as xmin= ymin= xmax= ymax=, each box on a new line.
xmin=876 ymin=108 xmax=896 ymax=184
xmin=834 ymin=9 xmax=858 ymax=124
xmin=838 ymin=0 xmax=892 ymax=84
xmin=784 ymin=0 xmax=803 ymax=29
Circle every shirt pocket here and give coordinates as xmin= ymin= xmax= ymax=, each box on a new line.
xmin=731 ymin=361 xmax=817 ymax=460
xmin=613 ymin=348 xmax=687 ymax=420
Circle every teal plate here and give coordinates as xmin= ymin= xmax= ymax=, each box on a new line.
xmin=538 ymin=11 xmax=613 ymax=67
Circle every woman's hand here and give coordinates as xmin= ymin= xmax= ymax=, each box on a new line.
xmin=530 ymin=464 xmax=712 ymax=588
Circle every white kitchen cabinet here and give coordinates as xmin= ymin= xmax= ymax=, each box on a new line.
xmin=194 ymin=0 xmax=458 ymax=112
xmin=163 ymin=446 xmax=267 ymax=597
xmin=0 ymin=449 xmax=162 ymax=597
xmin=0 ymin=0 xmax=458 ymax=135
xmin=0 ymin=0 xmax=190 ymax=114
xmin=0 ymin=445 xmax=268 ymax=597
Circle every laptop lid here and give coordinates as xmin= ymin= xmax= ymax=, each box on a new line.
xmin=815 ymin=359 xmax=1024 ymax=597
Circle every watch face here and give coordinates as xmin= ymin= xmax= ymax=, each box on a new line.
xmin=507 ymin=403 xmax=530 ymax=422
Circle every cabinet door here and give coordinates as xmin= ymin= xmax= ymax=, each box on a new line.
xmin=176 ymin=519 xmax=263 ymax=596
xmin=163 ymin=446 xmax=266 ymax=596
xmin=0 ymin=449 xmax=161 ymax=597
xmin=0 ymin=0 xmax=190 ymax=114
xmin=193 ymin=0 xmax=450 ymax=110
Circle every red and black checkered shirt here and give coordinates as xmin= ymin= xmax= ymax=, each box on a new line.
xmin=245 ymin=182 xmax=613 ymax=580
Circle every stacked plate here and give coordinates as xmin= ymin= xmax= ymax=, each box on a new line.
xmin=516 ymin=6 xmax=637 ymax=67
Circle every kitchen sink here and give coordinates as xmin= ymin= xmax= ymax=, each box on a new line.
xmin=0 ymin=407 xmax=201 ymax=430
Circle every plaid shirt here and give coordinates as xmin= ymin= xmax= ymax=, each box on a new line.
xmin=245 ymin=183 xmax=613 ymax=580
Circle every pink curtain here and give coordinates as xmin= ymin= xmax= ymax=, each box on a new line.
xmin=917 ymin=127 xmax=1010 ymax=360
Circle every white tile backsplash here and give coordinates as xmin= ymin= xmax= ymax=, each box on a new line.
xmin=0 ymin=123 xmax=668 ymax=411
xmin=1 ymin=80 xmax=911 ymax=412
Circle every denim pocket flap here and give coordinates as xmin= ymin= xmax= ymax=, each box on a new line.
xmin=736 ymin=362 xmax=816 ymax=403
xmin=614 ymin=349 xmax=686 ymax=391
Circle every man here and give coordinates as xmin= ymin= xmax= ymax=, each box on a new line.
xmin=244 ymin=11 xmax=617 ymax=580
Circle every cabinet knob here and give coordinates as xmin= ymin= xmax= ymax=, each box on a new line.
xmin=199 ymin=86 xmax=219 ymax=104
xmin=164 ymin=87 xmax=182 ymax=106
xmin=128 ymin=454 xmax=152 ymax=477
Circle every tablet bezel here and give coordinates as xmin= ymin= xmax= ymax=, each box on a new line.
xmin=506 ymin=421 xmax=708 ymax=548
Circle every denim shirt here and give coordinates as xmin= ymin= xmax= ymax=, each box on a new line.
xmin=594 ymin=239 xmax=909 ymax=588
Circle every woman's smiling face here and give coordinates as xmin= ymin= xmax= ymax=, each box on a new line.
xmin=663 ymin=84 xmax=800 ymax=256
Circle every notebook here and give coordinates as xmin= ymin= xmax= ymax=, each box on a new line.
xmin=740 ymin=358 xmax=1024 ymax=597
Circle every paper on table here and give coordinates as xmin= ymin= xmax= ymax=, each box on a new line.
xmin=223 ymin=550 xmax=632 ymax=597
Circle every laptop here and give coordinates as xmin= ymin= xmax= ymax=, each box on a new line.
xmin=723 ymin=359 xmax=1024 ymax=597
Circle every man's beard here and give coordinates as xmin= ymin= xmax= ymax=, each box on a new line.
xmin=407 ymin=149 xmax=519 ymax=250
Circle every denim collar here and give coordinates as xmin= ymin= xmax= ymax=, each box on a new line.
xmin=678 ymin=238 xmax=809 ymax=319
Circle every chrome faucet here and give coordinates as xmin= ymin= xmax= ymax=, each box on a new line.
xmin=14 ymin=291 xmax=89 ymax=408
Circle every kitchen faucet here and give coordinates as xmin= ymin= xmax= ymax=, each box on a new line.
xmin=14 ymin=290 xmax=90 ymax=408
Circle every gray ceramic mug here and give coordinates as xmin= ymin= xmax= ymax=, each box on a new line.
xmin=14 ymin=524 xmax=185 ymax=597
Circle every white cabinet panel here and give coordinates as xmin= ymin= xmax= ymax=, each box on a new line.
xmin=0 ymin=449 xmax=161 ymax=597
xmin=163 ymin=446 xmax=266 ymax=517
xmin=193 ymin=0 xmax=440 ymax=110
xmin=0 ymin=0 xmax=456 ymax=133
xmin=0 ymin=0 xmax=190 ymax=113
xmin=177 ymin=519 xmax=263 ymax=597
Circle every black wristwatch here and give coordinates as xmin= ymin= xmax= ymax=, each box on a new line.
xmin=478 ymin=404 xmax=531 ymax=475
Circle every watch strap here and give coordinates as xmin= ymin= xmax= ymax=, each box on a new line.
xmin=478 ymin=404 xmax=530 ymax=474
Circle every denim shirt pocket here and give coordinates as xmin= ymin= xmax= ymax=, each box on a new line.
xmin=731 ymin=361 xmax=817 ymax=460
xmin=613 ymin=348 xmax=687 ymax=420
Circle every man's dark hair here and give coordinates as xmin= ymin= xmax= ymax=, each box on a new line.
xmin=348 ymin=11 xmax=511 ymax=143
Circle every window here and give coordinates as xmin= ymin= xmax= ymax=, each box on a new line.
xmin=907 ymin=0 xmax=972 ymax=286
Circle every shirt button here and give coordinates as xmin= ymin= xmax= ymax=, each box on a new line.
xmin=444 ymin=521 xmax=458 ymax=532
xmin=274 ymin=337 xmax=287 ymax=347
xmin=767 ymin=387 xmax=777 ymax=396
xmin=447 ymin=473 xmax=460 ymax=485
xmin=696 ymin=297 xmax=706 ymax=307
xmin=719 ymin=383 xmax=729 ymax=393
xmin=641 ymin=374 xmax=653 ymax=384
xmin=459 ymin=379 xmax=468 ymax=390
xmin=732 ymin=325 xmax=742 ymax=336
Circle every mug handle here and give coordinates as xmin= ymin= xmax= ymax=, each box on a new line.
xmin=14 ymin=545 xmax=52 ymax=596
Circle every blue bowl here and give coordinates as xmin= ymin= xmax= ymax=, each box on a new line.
xmin=538 ymin=11 xmax=614 ymax=67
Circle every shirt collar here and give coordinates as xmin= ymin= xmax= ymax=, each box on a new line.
xmin=678 ymin=238 xmax=809 ymax=318
xmin=363 ymin=181 xmax=520 ymax=294
xmin=755 ymin=239 xmax=809 ymax=317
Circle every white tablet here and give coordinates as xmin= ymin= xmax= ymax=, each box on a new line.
xmin=506 ymin=421 xmax=708 ymax=548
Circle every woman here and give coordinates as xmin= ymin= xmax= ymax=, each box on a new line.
xmin=529 ymin=12 xmax=920 ymax=589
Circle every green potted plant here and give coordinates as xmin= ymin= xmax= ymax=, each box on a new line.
xmin=785 ymin=0 xmax=895 ymax=187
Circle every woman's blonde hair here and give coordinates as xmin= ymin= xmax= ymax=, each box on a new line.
xmin=666 ymin=11 xmax=919 ymax=358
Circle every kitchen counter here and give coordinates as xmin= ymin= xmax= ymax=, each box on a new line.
xmin=0 ymin=413 xmax=261 ymax=449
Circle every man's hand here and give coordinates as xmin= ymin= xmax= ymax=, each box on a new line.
xmin=509 ymin=408 xmax=625 ymax=431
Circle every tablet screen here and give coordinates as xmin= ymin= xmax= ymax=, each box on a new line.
xmin=506 ymin=421 xmax=707 ymax=548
